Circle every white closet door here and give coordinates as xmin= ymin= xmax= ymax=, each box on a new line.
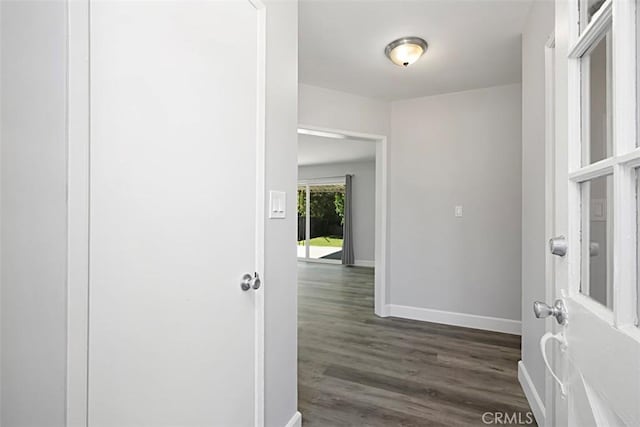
xmin=88 ymin=1 xmax=262 ymax=425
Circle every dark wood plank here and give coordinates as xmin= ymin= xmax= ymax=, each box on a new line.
xmin=298 ymin=262 xmax=535 ymax=427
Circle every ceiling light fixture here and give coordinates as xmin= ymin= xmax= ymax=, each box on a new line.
xmin=384 ymin=37 xmax=428 ymax=67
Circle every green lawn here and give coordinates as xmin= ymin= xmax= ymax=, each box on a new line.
xmin=298 ymin=236 xmax=343 ymax=248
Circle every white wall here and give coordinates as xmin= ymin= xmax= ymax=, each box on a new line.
xmin=299 ymin=84 xmax=390 ymax=136
xmin=264 ymin=1 xmax=299 ymax=426
xmin=299 ymin=83 xmax=524 ymax=333
xmin=389 ymin=84 xmax=522 ymax=326
xmin=298 ymin=160 xmax=376 ymax=264
xmin=0 ymin=2 xmax=298 ymax=425
xmin=520 ymin=0 xmax=554 ymax=417
xmin=0 ymin=1 xmax=68 ymax=425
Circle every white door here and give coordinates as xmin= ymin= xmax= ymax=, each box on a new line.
xmin=542 ymin=0 xmax=640 ymax=426
xmin=87 ymin=1 xmax=264 ymax=425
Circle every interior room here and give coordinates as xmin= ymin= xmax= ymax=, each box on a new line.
xmin=2 ymin=0 xmax=639 ymax=426
xmin=297 ymin=1 xmax=527 ymax=421
xmin=296 ymin=133 xmax=377 ymax=266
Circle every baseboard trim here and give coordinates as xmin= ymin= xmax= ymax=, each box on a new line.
xmin=376 ymin=303 xmax=390 ymax=318
xmin=284 ymin=411 xmax=302 ymax=427
xmin=518 ymin=361 xmax=545 ymax=426
xmin=298 ymin=258 xmax=340 ymax=265
xmin=354 ymin=259 xmax=375 ymax=268
xmin=386 ymin=304 xmax=521 ymax=335
xmin=298 ymin=258 xmax=375 ymax=268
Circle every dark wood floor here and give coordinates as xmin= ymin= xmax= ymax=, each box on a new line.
xmin=298 ymin=262 xmax=534 ymax=427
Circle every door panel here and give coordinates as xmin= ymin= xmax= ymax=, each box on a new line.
xmin=88 ymin=1 xmax=259 ymax=425
xmin=549 ymin=1 xmax=640 ymax=426
xmin=564 ymin=298 xmax=640 ymax=425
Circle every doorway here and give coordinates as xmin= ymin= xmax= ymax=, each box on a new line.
xmin=66 ymin=1 xmax=267 ymax=425
xmin=297 ymin=125 xmax=388 ymax=315
xmin=297 ymin=181 xmax=346 ymax=262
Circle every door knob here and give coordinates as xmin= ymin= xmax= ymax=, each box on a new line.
xmin=241 ymin=272 xmax=261 ymax=291
xmin=534 ymin=299 xmax=568 ymax=325
xmin=549 ymin=236 xmax=567 ymax=257
xmin=251 ymin=272 xmax=261 ymax=290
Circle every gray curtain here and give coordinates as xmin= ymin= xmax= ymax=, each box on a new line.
xmin=341 ymin=174 xmax=355 ymax=265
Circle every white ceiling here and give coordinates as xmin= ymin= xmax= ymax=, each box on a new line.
xmin=299 ymin=0 xmax=532 ymax=101
xmin=298 ymin=134 xmax=376 ymax=166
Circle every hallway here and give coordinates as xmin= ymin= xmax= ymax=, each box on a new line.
xmin=298 ymin=262 xmax=534 ymax=426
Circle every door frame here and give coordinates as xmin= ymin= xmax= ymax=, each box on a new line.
xmin=297 ymin=125 xmax=389 ymax=317
xmin=65 ymin=0 xmax=267 ymax=425
xmin=544 ymin=32 xmax=556 ymax=427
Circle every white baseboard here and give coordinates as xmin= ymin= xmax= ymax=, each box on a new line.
xmin=298 ymin=258 xmax=375 ymax=268
xmin=284 ymin=411 xmax=302 ymax=427
xmin=518 ymin=361 xmax=545 ymax=426
xmin=376 ymin=303 xmax=390 ymax=317
xmin=298 ymin=258 xmax=340 ymax=265
xmin=354 ymin=259 xmax=375 ymax=268
xmin=386 ymin=304 xmax=521 ymax=335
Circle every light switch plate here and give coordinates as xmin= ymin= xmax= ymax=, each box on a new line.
xmin=455 ymin=205 xmax=463 ymax=217
xmin=269 ymin=191 xmax=286 ymax=219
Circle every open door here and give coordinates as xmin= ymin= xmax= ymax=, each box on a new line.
xmin=538 ymin=0 xmax=640 ymax=426
xmin=67 ymin=0 xmax=266 ymax=425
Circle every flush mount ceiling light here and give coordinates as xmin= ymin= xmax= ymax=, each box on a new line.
xmin=384 ymin=37 xmax=428 ymax=67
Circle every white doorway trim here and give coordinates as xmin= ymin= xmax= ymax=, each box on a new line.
xmin=297 ymin=124 xmax=389 ymax=317
xmin=66 ymin=1 xmax=267 ymax=425
xmin=66 ymin=1 xmax=91 ymax=424
xmin=252 ymin=0 xmax=267 ymax=424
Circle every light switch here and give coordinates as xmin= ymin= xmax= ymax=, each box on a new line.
xmin=269 ymin=191 xmax=286 ymax=219
xmin=455 ymin=205 xmax=463 ymax=217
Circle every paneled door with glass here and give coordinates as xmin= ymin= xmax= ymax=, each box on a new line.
xmin=542 ymin=1 xmax=640 ymax=426
xmin=297 ymin=181 xmax=346 ymax=262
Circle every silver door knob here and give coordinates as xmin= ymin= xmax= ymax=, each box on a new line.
xmin=251 ymin=272 xmax=261 ymax=290
xmin=241 ymin=272 xmax=261 ymax=291
xmin=534 ymin=299 xmax=568 ymax=325
xmin=549 ymin=236 xmax=567 ymax=257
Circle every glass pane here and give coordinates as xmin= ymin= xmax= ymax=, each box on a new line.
xmin=581 ymin=175 xmax=613 ymax=309
xmin=308 ymin=183 xmax=344 ymax=260
xmin=297 ymin=185 xmax=306 ymax=259
xmin=580 ymin=0 xmax=606 ymax=31
xmin=581 ymin=32 xmax=612 ymax=165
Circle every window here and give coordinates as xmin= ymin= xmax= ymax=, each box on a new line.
xmin=581 ymin=31 xmax=612 ymax=166
xmin=568 ymin=0 xmax=639 ymax=327
xmin=297 ymin=185 xmax=307 ymax=258
xmin=580 ymin=0 xmax=607 ymax=32
xmin=580 ymin=175 xmax=613 ymax=309
xmin=297 ymin=181 xmax=346 ymax=262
